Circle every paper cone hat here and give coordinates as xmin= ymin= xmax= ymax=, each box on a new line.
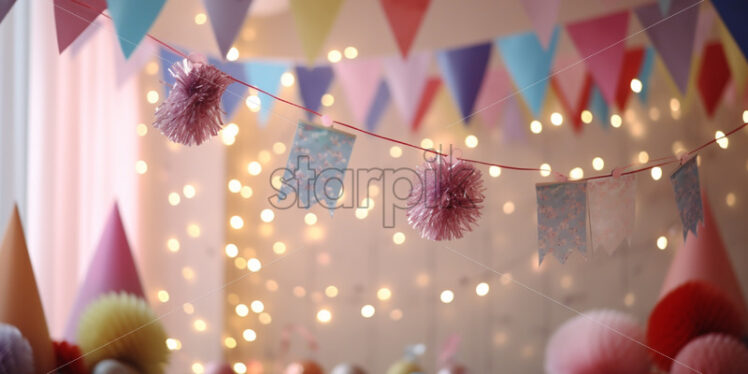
xmin=0 ymin=205 xmax=57 ymax=373
xmin=660 ymin=189 xmax=747 ymax=317
xmin=64 ymin=203 xmax=145 ymax=340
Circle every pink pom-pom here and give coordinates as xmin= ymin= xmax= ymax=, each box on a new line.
xmin=321 ymin=115 xmax=333 ymax=127
xmin=407 ymin=155 xmax=485 ymax=241
xmin=671 ymin=333 xmax=748 ymax=374
xmin=545 ymin=309 xmax=651 ymax=374
xmin=153 ymin=57 xmax=234 ymax=146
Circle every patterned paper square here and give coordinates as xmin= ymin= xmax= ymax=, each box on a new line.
xmin=536 ymin=182 xmax=588 ymax=265
xmin=670 ymin=157 xmax=703 ymax=239
xmin=588 ymin=175 xmax=636 ymax=255
xmin=279 ymin=122 xmax=356 ymax=211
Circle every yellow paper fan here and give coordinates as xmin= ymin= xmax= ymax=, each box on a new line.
xmin=77 ymin=292 xmax=169 ymax=374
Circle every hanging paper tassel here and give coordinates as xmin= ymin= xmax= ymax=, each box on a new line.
xmin=407 ymin=154 xmax=485 ymax=241
xmin=153 ymin=56 xmax=234 ymax=146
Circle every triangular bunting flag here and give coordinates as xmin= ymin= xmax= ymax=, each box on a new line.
xmin=693 ymin=5 xmax=716 ymax=56
xmin=475 ymin=68 xmax=512 ymax=127
xmin=289 ymin=0 xmax=344 ymax=63
xmin=0 ymin=0 xmax=15 ymax=23
xmin=566 ymin=11 xmax=629 ymax=105
xmin=670 ymin=157 xmax=703 ymax=239
xmin=365 ymin=80 xmax=390 ymax=131
xmin=295 ymin=65 xmax=334 ymax=121
xmin=536 ymin=182 xmax=588 ymax=265
xmin=697 ymin=42 xmax=731 ymax=117
xmin=246 ymin=61 xmax=289 ymax=125
xmin=334 ymin=58 xmax=383 ymax=124
xmin=719 ymin=22 xmax=748 ymax=95
xmin=0 ymin=206 xmax=56 ymax=373
xmin=637 ymin=47 xmax=656 ymax=103
xmin=520 ymin=0 xmax=561 ymax=48
xmin=380 ymin=0 xmax=432 ymax=57
xmin=501 ymin=95 xmax=527 ymax=143
xmin=588 ymin=84 xmax=609 ymax=129
xmin=203 ymin=0 xmax=253 ymax=58
xmin=159 ymin=47 xmax=184 ymax=96
xmin=496 ymin=27 xmax=560 ymax=117
xmin=411 ymin=77 xmax=441 ymax=132
xmin=615 ymin=47 xmax=645 ymax=110
xmin=115 ymin=38 xmax=157 ymax=86
xmin=54 ymin=0 xmax=107 ymax=54
xmin=588 ymin=175 xmax=636 ymax=255
xmin=437 ymin=42 xmax=492 ymax=124
xmin=635 ymin=0 xmax=699 ymax=94
xmin=658 ymin=0 xmax=672 ymax=15
xmin=64 ymin=204 xmax=145 ymax=340
xmin=209 ymin=57 xmax=249 ymax=120
xmin=711 ymin=0 xmax=748 ymax=60
xmin=106 ymin=0 xmax=166 ymax=58
xmin=551 ymin=55 xmax=591 ymax=133
xmin=383 ymin=52 xmax=431 ymax=126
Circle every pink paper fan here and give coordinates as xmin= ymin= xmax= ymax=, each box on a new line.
xmin=671 ymin=333 xmax=748 ymax=374
xmin=545 ymin=309 xmax=650 ymax=374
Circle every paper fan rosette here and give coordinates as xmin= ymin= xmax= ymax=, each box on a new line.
xmin=670 ymin=333 xmax=748 ymax=374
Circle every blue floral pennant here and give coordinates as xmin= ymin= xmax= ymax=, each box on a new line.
xmin=670 ymin=156 xmax=703 ymax=239
xmin=536 ymin=182 xmax=588 ymax=265
xmin=279 ymin=122 xmax=356 ymax=213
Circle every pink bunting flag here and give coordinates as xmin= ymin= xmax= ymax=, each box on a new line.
xmin=552 ymin=54 xmax=589 ymax=132
xmin=203 ymin=0 xmax=253 ymax=58
xmin=380 ymin=0 xmax=432 ymax=57
xmin=501 ymin=95 xmax=527 ymax=143
xmin=566 ymin=11 xmax=629 ymax=105
xmin=383 ymin=52 xmax=431 ymax=126
xmin=334 ymin=58 xmax=383 ymax=124
xmin=54 ymin=0 xmax=107 ymax=53
xmin=587 ymin=175 xmax=636 ymax=255
xmin=698 ymin=42 xmax=731 ymax=117
xmin=474 ymin=68 xmax=511 ymax=127
xmin=520 ymin=0 xmax=561 ymax=48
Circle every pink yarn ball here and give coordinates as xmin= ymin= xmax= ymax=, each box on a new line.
xmin=406 ymin=155 xmax=485 ymax=241
xmin=545 ymin=310 xmax=650 ymax=374
xmin=671 ymin=333 xmax=748 ymax=374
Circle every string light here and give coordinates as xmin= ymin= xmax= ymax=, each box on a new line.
xmin=476 ymin=282 xmax=489 ymax=296
xmin=377 ymin=287 xmax=392 ymax=301
xmin=550 ymin=112 xmax=563 ymax=126
xmin=145 ymin=62 xmax=159 ymax=75
xmin=259 ymin=312 xmax=272 ymax=324
xmin=182 ymin=267 xmax=195 ymax=280
xmin=489 ymin=166 xmax=501 ymax=177
xmin=420 ymin=138 xmax=434 ymax=149
xmin=194 ymin=13 xmax=207 ymax=25
xmin=136 ymin=123 xmax=148 ymax=136
xmin=361 ymin=304 xmax=375 ymax=318
xmin=389 ymin=146 xmax=403 ymax=158
xmin=280 ymin=72 xmax=295 ymax=87
xmin=327 ymin=50 xmax=342 ymax=63
xmin=240 ymin=186 xmax=253 ymax=199
xmin=192 ymin=362 xmax=205 ymax=374
xmin=235 ymin=304 xmax=249 ymax=317
xmin=392 ymin=232 xmax=405 ymax=245
xmin=672 ymin=141 xmax=687 ymax=156
xmin=260 ymin=209 xmax=274 ymax=223
xmin=187 ymin=224 xmax=201 ymax=237
xmin=539 ymin=163 xmax=551 ymax=177
xmin=183 ymin=184 xmax=196 ymax=198
xmin=440 ymin=290 xmax=455 ymax=304
xmin=610 ymin=114 xmax=622 ymax=128
xmin=304 ymin=213 xmax=317 ymax=225
xmin=233 ymin=363 xmax=247 ymax=374
xmin=247 ymin=258 xmax=262 ymax=272
xmin=246 ymin=95 xmax=261 ymax=112
xmin=656 ymin=236 xmax=668 ymax=250
xmin=250 ymin=300 xmax=264 ymax=313
xmin=166 ymin=338 xmax=181 ymax=351
xmin=228 ymin=179 xmax=242 ymax=193
xmin=273 ymin=142 xmax=287 ymax=154
xmin=592 ymin=157 xmax=604 ymax=171
xmin=146 ymin=90 xmax=159 ymax=104
xmin=242 ymin=329 xmax=257 ymax=341
xmin=465 ymin=134 xmax=478 ymax=148
xmin=193 ymin=319 xmax=207 ymax=332
xmin=344 ymin=46 xmax=359 ymax=59
xmin=649 ymin=107 xmax=660 ymax=121
xmin=135 ymin=160 xmax=148 ymax=174
xmin=168 ymin=192 xmax=180 ymax=206
xmin=167 ymin=238 xmax=180 ymax=253
xmin=321 ymin=93 xmax=335 ymax=107
xmin=157 ymin=290 xmax=170 ymax=303
xmin=530 ymin=120 xmax=542 ymax=134
xmin=502 ymin=201 xmax=515 ymax=215
xmin=726 ymin=192 xmax=736 ymax=207
xmin=630 ymin=78 xmax=643 ymax=93
xmin=234 ymin=257 xmax=247 ymax=270
xmin=743 ymin=110 xmax=748 ymax=123
xmin=500 ymin=273 xmax=512 ymax=286
xmin=224 ymin=337 xmax=237 ymax=349
xmin=226 ymin=47 xmax=239 ymax=61
xmin=581 ymin=110 xmax=593 ymax=124
xmin=265 ymin=280 xmax=278 ymax=292
xmin=715 ymin=130 xmax=728 ymax=149
xmin=651 ymin=166 xmax=662 ymax=181
xmin=669 ymin=98 xmax=680 ymax=112
xmin=258 ymin=150 xmax=271 ymax=164
xmin=317 ymin=309 xmax=332 ymax=323
xmin=355 ymin=208 xmax=368 ymax=219
xmin=638 ymin=151 xmax=650 ymax=164
xmin=293 ymin=286 xmax=306 ymax=298
xmin=272 ymin=241 xmax=286 ymax=254
xmin=389 ymin=309 xmax=403 ymax=321
xmin=225 ymin=243 xmax=239 ymax=258
xmin=569 ymin=167 xmax=584 ymax=180
xmin=247 ymin=161 xmax=262 ymax=176
xmin=183 ymin=303 xmax=195 ymax=314
xmin=230 ymin=215 xmax=244 ymax=229
xmin=325 ymin=285 xmax=339 ymax=298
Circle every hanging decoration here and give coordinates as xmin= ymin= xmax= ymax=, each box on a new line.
xmin=0 ymin=0 xmax=15 ymax=23
xmin=671 ymin=333 xmax=748 ymax=374
xmin=587 ymin=175 xmax=636 ymax=255
xmin=105 ymin=0 xmax=165 ymax=58
xmin=536 ymin=182 xmax=588 ymax=264
xmin=500 ymin=95 xmax=527 ymax=143
xmin=474 ymin=68 xmax=512 ymax=128
xmin=636 ymin=47 xmax=656 ymax=103
xmin=588 ymin=85 xmax=609 ymax=129
xmin=520 ymin=0 xmax=560 ymax=48
xmin=153 ymin=55 xmax=234 ymax=146
xmin=52 ymin=340 xmax=88 ymax=374
xmin=697 ymin=42 xmax=732 ymax=117
xmin=334 ymin=58 xmax=384 ymax=125
xmin=411 ymin=76 xmax=441 ymax=132
xmin=670 ymin=157 xmax=703 ymax=239
xmin=202 ymin=0 xmax=253 ymax=59
xmin=365 ymin=80 xmax=391 ymax=131
xmin=711 ymin=0 xmax=748 ymax=60
xmin=379 ymin=0 xmax=432 ymax=57
xmin=208 ymin=57 xmax=249 ymax=120
xmin=615 ymin=48 xmax=645 ymax=110
xmin=54 ymin=0 xmax=107 ymax=53
xmin=693 ymin=6 xmax=716 ymax=57
xmin=289 ymin=0 xmax=344 ymax=63
xmin=719 ymin=22 xmax=748 ymax=96
xmin=245 ymin=61 xmax=289 ymax=125
xmin=383 ymin=52 xmax=431 ymax=127
xmin=551 ymin=55 xmax=591 ymax=133
xmin=406 ymin=154 xmax=485 ymax=241
xmin=437 ymin=42 xmax=492 ymax=123
xmin=295 ymin=65 xmax=335 ymax=121
xmin=0 ymin=323 xmax=34 ymax=374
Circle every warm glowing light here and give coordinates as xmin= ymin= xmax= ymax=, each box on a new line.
xmin=194 ymin=13 xmax=207 ymax=25
xmin=229 ymin=180 xmax=243 ymax=194
xmin=145 ymin=62 xmax=159 ymax=75
xmin=743 ymin=110 xmax=748 ymax=123
xmin=355 ymin=208 xmax=368 ymax=219
xmin=420 ymin=138 xmax=434 ymax=149
xmin=539 ymin=163 xmax=551 ymax=177
xmin=224 ymin=337 xmax=237 ymax=349
xmin=250 ymin=300 xmax=264 ymax=313
xmin=726 ymin=192 xmax=736 ymax=207
xmin=377 ymin=287 xmax=392 ymax=301
xmin=550 ymin=112 xmax=563 ymax=126
xmin=592 ymin=157 xmax=604 ymax=171
xmin=258 ymin=150 xmax=271 ymax=164
xmin=344 ymin=46 xmax=359 ymax=59
xmin=187 ymin=224 xmax=201 ymax=237
xmin=440 ymin=290 xmax=455 ymax=304
xmin=235 ymin=304 xmax=249 ymax=317
xmin=361 ymin=304 xmax=375 ymax=318
xmin=146 ymin=90 xmax=159 ymax=104
xmin=233 ymin=363 xmax=247 ymax=374
xmin=657 ymin=236 xmax=668 ymax=250
xmin=389 ymin=146 xmax=403 ymax=158
xmin=489 ymin=166 xmax=501 ymax=177
xmin=192 ymin=362 xmax=205 ymax=374
xmin=281 ymin=72 xmax=295 ymax=87
xmin=293 ymin=286 xmax=306 ymax=298
xmin=638 ymin=151 xmax=650 ymax=164
xmin=183 ymin=184 xmax=196 ymax=198
xmin=651 ymin=167 xmax=662 ymax=181
xmin=581 ymin=110 xmax=593 ymax=124
xmin=321 ymin=93 xmax=335 ymax=107
xmin=240 ymin=186 xmax=253 ymax=199
xmin=272 ymin=241 xmax=286 ymax=255
xmin=317 ymin=308 xmax=332 ymax=323
xmin=230 ymin=216 xmax=244 ymax=229
xmin=182 ymin=267 xmax=195 ymax=280
xmin=166 ymin=338 xmax=181 ymax=351
xmin=157 ymin=290 xmax=170 ymax=303
xmin=265 ymin=280 xmax=278 ymax=292
xmin=569 ymin=167 xmax=584 ymax=180
xmin=259 ymin=312 xmax=272 ymax=325
xmin=273 ymin=142 xmax=287 ymax=154
xmin=193 ymin=319 xmax=207 ymax=332
xmin=502 ymin=201 xmax=515 ymax=215
xmin=247 ymin=161 xmax=262 ymax=175
xmin=247 ymin=258 xmax=262 ymax=272
xmin=226 ymin=47 xmax=239 ymax=61
xmin=183 ymin=303 xmax=195 ymax=314
xmin=168 ymin=192 xmax=181 ymax=206
xmin=630 ymin=78 xmax=642 ymax=93
xmin=672 ymin=141 xmax=687 ymax=156
xmin=304 ymin=213 xmax=317 ymax=225
xmin=610 ymin=114 xmax=622 ymax=128
xmin=136 ymin=123 xmax=148 ymax=136
xmin=392 ymin=232 xmax=405 ymax=245
xmin=327 ymin=50 xmax=342 ymax=63
xmin=135 ymin=160 xmax=148 ymax=174
xmin=325 ymin=285 xmax=339 ymax=298
xmin=260 ymin=209 xmax=274 ymax=223
xmin=669 ymin=98 xmax=680 ymax=112
xmin=715 ymin=130 xmax=728 ymax=149
xmin=465 ymin=134 xmax=478 ymax=148
xmin=167 ymin=238 xmax=180 ymax=253
xmin=390 ymin=309 xmax=403 ymax=321
xmin=234 ymin=257 xmax=247 ymax=270
xmin=530 ymin=120 xmax=542 ymax=134
xmin=476 ymin=282 xmax=489 ymax=296
xmin=242 ymin=329 xmax=257 ymax=342
xmin=225 ymin=243 xmax=239 ymax=258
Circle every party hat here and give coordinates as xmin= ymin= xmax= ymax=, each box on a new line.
xmin=0 ymin=205 xmax=57 ymax=373
xmin=660 ymin=189 xmax=747 ymax=317
xmin=64 ymin=203 xmax=145 ymax=340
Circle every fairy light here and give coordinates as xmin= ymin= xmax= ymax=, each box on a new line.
xmin=344 ymin=46 xmax=359 ymax=59
xmin=225 ymin=243 xmax=239 ymax=258
xmin=355 ymin=208 xmax=368 ymax=219
xmin=610 ymin=114 xmax=622 ymax=128
xmin=273 ymin=142 xmax=287 ymax=154
xmin=246 ymin=95 xmax=261 ymax=112
xmin=670 ymin=98 xmax=680 ymax=112
xmin=146 ymin=90 xmax=159 ymax=104
xmin=135 ymin=160 xmax=148 ymax=174
xmin=233 ymin=363 xmax=247 ymax=374
xmin=192 ymin=363 xmax=205 ymax=374
xmin=168 ymin=192 xmax=181 ymax=206
xmin=265 ymin=280 xmax=278 ymax=292
xmin=187 ymin=224 xmax=201 ymax=237
xmin=272 ymin=241 xmax=286 ymax=255
xmin=304 ymin=213 xmax=317 ymax=225
xmin=157 ymin=290 xmax=170 ymax=303
xmin=389 ymin=146 xmax=403 ymax=158
xmin=183 ymin=303 xmax=195 ymax=314
xmin=167 ymin=238 xmax=180 ymax=253
xmin=325 ymin=285 xmax=339 ymax=298
xmin=280 ymin=72 xmax=295 ymax=87
xmin=539 ymin=163 xmax=551 ymax=177
xmin=649 ymin=107 xmax=661 ymax=121
xmin=392 ymin=232 xmax=405 ymax=245
xmin=651 ymin=167 xmax=662 ymax=181
xmin=321 ymin=93 xmax=335 ymax=107
xmin=293 ymin=286 xmax=306 ymax=298
xmin=183 ymin=184 xmax=196 ymax=198
xmin=247 ymin=258 xmax=262 ymax=272
xmin=715 ymin=130 xmax=728 ymax=149
xmin=743 ymin=110 xmax=748 ymax=123
xmin=228 ymin=179 xmax=242 ymax=193
xmin=377 ymin=287 xmax=392 ymax=301
xmin=390 ymin=309 xmax=403 ymax=321
xmin=530 ymin=120 xmax=542 ymax=134
xmin=145 ymin=62 xmax=159 ymax=75
xmin=240 ymin=186 xmax=253 ymax=198
xmin=327 ymin=50 xmax=342 ymax=63
xmin=234 ymin=257 xmax=247 ymax=270
xmin=226 ymin=47 xmax=239 ymax=61
xmin=235 ymin=304 xmax=249 ymax=317
xmin=260 ymin=209 xmax=274 ymax=222
xmin=259 ymin=312 xmax=272 ymax=324
xmin=638 ymin=151 xmax=650 ymax=164
xmin=136 ymin=123 xmax=148 ymax=136
xmin=592 ymin=157 xmax=604 ymax=171
xmin=630 ymin=78 xmax=643 ymax=93
xmin=656 ymin=236 xmax=668 ymax=250
xmin=569 ymin=167 xmax=584 ymax=180
xmin=475 ymin=282 xmax=490 ymax=296
xmin=581 ymin=110 xmax=593 ymax=124
xmin=247 ymin=161 xmax=262 ymax=175
xmin=440 ymin=290 xmax=455 ymax=304
xmin=166 ymin=338 xmax=181 ymax=351
xmin=361 ymin=304 xmax=375 ymax=318
xmin=250 ymin=300 xmax=264 ymax=313
xmin=193 ymin=319 xmax=207 ymax=332
xmin=258 ymin=150 xmax=271 ymax=164
xmin=224 ymin=337 xmax=237 ymax=349
xmin=420 ymin=138 xmax=434 ymax=149
xmin=242 ymin=329 xmax=257 ymax=341
xmin=182 ymin=266 xmax=195 ymax=281
xmin=317 ymin=309 xmax=332 ymax=323
xmin=502 ymin=201 xmax=515 ymax=215
xmin=672 ymin=141 xmax=686 ymax=156
xmin=230 ymin=216 xmax=244 ymax=229
xmin=726 ymin=192 xmax=736 ymax=207
xmin=489 ymin=166 xmax=501 ymax=177
xmin=465 ymin=134 xmax=478 ymax=148
xmin=550 ymin=112 xmax=563 ymax=126
xmin=194 ymin=13 xmax=207 ymax=25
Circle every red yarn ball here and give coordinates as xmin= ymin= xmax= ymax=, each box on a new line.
xmin=671 ymin=333 xmax=748 ymax=374
xmin=647 ymin=281 xmax=746 ymax=371
xmin=407 ymin=155 xmax=485 ymax=241
xmin=53 ymin=340 xmax=89 ymax=374
xmin=153 ymin=56 xmax=234 ymax=146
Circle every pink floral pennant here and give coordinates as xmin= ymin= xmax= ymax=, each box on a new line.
xmin=536 ymin=182 xmax=588 ymax=265
xmin=588 ymin=175 xmax=636 ymax=255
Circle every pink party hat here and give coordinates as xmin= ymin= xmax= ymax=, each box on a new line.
xmin=64 ymin=203 xmax=145 ymax=340
xmin=660 ymin=189 xmax=748 ymax=318
xmin=0 ymin=205 xmax=57 ymax=373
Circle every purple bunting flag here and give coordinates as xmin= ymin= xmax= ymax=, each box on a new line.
xmin=536 ymin=182 xmax=588 ymax=265
xmin=670 ymin=157 xmax=703 ymax=239
xmin=365 ymin=80 xmax=390 ymax=131
xmin=437 ymin=42 xmax=492 ymax=123
xmin=203 ymin=0 xmax=253 ymax=59
xmin=295 ymin=65 xmax=334 ymax=121
xmin=588 ymin=175 xmax=636 ymax=255
xmin=280 ymin=122 xmax=356 ymax=213
xmin=0 ymin=0 xmax=15 ymax=23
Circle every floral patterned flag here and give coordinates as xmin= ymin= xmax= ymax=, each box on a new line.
xmin=588 ymin=175 xmax=636 ymax=255
xmin=279 ymin=122 xmax=356 ymax=213
xmin=536 ymin=182 xmax=588 ymax=265
xmin=671 ymin=157 xmax=703 ymax=239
